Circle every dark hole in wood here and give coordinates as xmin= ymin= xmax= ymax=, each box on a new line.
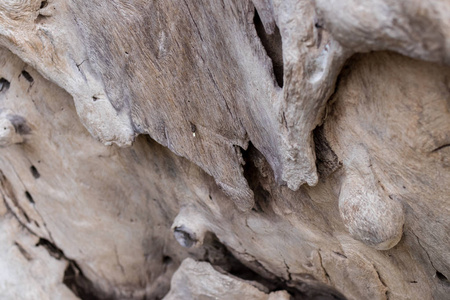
xmin=241 ymin=142 xmax=273 ymax=215
xmin=25 ymin=191 xmax=35 ymax=204
xmin=315 ymin=20 xmax=323 ymax=29
xmin=253 ymin=9 xmax=284 ymax=87
xmin=30 ymin=165 xmax=40 ymax=179
xmin=313 ymin=125 xmax=342 ymax=181
xmin=64 ymin=261 xmax=103 ymax=300
xmin=21 ymin=70 xmax=34 ymax=83
xmin=203 ymin=232 xmax=347 ymax=300
xmin=163 ymin=256 xmax=172 ymax=264
xmin=92 ymin=96 xmax=99 ymax=101
xmin=40 ymin=0 xmax=48 ymax=9
xmin=34 ymin=237 xmax=104 ymax=299
xmin=436 ymin=271 xmax=449 ymax=283
xmin=0 ymin=78 xmax=10 ymax=92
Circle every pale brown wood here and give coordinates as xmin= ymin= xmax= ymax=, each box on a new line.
xmin=0 ymin=0 xmax=448 ymax=299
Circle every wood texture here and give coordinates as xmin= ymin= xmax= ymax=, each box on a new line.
xmin=0 ymin=0 xmax=448 ymax=299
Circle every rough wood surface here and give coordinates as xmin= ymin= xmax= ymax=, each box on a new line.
xmin=0 ymin=0 xmax=449 ymax=299
xmin=163 ymin=258 xmax=291 ymax=300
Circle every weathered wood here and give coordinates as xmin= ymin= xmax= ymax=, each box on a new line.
xmin=0 ymin=0 xmax=449 ymax=299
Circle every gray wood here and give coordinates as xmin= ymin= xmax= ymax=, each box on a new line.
xmin=0 ymin=0 xmax=448 ymax=299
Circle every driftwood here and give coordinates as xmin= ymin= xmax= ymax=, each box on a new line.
xmin=0 ymin=0 xmax=449 ymax=299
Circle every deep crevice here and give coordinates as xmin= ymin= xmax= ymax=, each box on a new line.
xmin=313 ymin=125 xmax=342 ymax=181
xmin=0 ymin=78 xmax=10 ymax=92
xmin=436 ymin=271 xmax=449 ymax=284
xmin=241 ymin=142 xmax=273 ymax=215
xmin=20 ymin=70 xmax=34 ymax=83
xmin=34 ymin=238 xmax=105 ymax=299
xmin=36 ymin=238 xmax=63 ymax=259
xmin=198 ymin=233 xmax=284 ymax=292
xmin=40 ymin=0 xmax=48 ymax=9
xmin=197 ymin=155 xmax=348 ymax=299
xmin=1 ymin=171 xmax=102 ymax=298
xmin=63 ymin=261 xmax=104 ymax=300
xmin=253 ymin=9 xmax=283 ymax=87
xmin=199 ymin=233 xmax=347 ymax=300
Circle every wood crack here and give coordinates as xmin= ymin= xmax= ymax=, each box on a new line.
xmin=114 ymin=245 xmax=126 ymax=275
xmin=183 ymin=0 xmax=204 ymax=42
xmin=317 ymin=250 xmax=331 ymax=284
xmin=372 ymin=264 xmax=389 ymax=300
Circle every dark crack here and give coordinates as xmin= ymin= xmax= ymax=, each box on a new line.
xmin=283 ymin=259 xmax=293 ymax=281
xmin=373 ymin=264 xmax=389 ymax=300
xmin=411 ymin=231 xmax=449 ymax=285
xmin=199 ymin=233 xmax=347 ymax=299
xmin=14 ymin=241 xmax=32 ymax=261
xmin=431 ymin=144 xmax=450 ymax=153
xmin=317 ymin=250 xmax=332 ymax=284
xmin=183 ymin=0 xmax=204 ymax=42
xmin=114 ymin=245 xmax=126 ymax=275
xmin=313 ymin=125 xmax=342 ymax=181
xmin=0 ymin=169 xmax=104 ymax=299
xmin=253 ymin=7 xmax=283 ymax=87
